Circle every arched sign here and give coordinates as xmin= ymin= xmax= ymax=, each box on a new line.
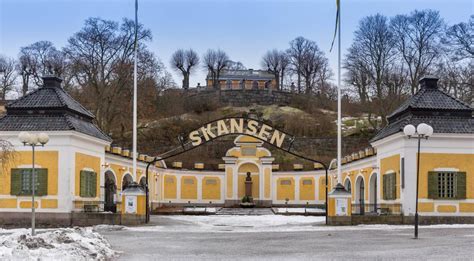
xmin=188 ymin=117 xmax=289 ymax=148
xmin=144 ymin=115 xmax=329 ymax=224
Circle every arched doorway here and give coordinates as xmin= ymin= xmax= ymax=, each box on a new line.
xmin=369 ymin=173 xmax=377 ymax=213
xmin=139 ymin=176 xmax=146 ymax=189
xmin=122 ymin=174 xmax=133 ymax=191
xmin=355 ymin=176 xmax=365 ymax=215
xmin=344 ymin=178 xmax=352 ymax=193
xmin=104 ymin=171 xmax=117 ymax=213
xmin=237 ymin=163 xmax=259 ymax=199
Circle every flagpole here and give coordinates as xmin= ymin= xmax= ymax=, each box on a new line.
xmin=337 ymin=0 xmax=342 ymax=184
xmin=132 ymin=0 xmax=138 ymax=184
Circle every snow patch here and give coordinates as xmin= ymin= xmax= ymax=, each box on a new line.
xmin=127 ymin=215 xmax=326 ymax=233
xmin=273 ymin=208 xmax=325 ymax=214
xmin=183 ymin=207 xmax=217 ymax=214
xmin=0 ymin=227 xmax=117 ymax=260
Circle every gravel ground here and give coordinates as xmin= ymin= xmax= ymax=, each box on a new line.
xmin=99 ymin=215 xmax=474 ymax=260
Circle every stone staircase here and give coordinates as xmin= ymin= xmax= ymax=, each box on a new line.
xmin=216 ymin=208 xmax=274 ymax=216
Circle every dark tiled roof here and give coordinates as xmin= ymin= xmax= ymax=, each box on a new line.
xmin=388 ymin=85 xmax=471 ymax=120
xmin=371 ymin=115 xmax=474 ymax=142
xmin=0 ymin=76 xmax=111 ymax=142
xmin=7 ymin=86 xmax=94 ymax=119
xmin=0 ymin=114 xmax=111 ymax=142
xmin=372 ymin=77 xmax=473 ymax=143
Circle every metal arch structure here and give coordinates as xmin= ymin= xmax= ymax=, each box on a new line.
xmin=145 ymin=116 xmax=330 ymax=224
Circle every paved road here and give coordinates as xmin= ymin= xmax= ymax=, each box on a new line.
xmin=99 ymin=216 xmax=474 ymax=260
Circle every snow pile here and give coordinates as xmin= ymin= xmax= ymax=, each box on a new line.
xmin=0 ymin=227 xmax=117 ymax=260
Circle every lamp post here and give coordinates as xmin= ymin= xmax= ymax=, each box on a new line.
xmin=18 ymin=131 xmax=49 ymax=236
xmin=403 ymin=123 xmax=433 ymax=239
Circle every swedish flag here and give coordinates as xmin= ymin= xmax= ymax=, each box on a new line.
xmin=329 ymin=0 xmax=340 ymax=52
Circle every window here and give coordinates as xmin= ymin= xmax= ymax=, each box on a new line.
xmin=80 ymin=170 xmax=97 ymax=198
xmin=252 ymin=81 xmax=259 ymax=89
xmin=428 ymin=171 xmax=466 ymax=199
xmin=10 ymin=168 xmax=48 ymax=196
xmin=206 ymin=179 xmax=217 ymax=185
xmin=226 ymin=80 xmax=232 ymax=89
xmin=242 ymin=147 xmax=256 ymax=156
xmin=344 ymin=179 xmax=351 ymax=193
xmin=302 ymin=180 xmax=312 ymax=186
xmin=183 ymin=178 xmax=194 ymax=185
xmin=383 ymin=172 xmax=396 ymax=200
xmin=165 ymin=177 xmax=175 ymax=183
xmin=280 ymin=180 xmax=291 ymax=185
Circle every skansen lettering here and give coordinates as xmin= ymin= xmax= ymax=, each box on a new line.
xmin=189 ymin=118 xmax=286 ymax=148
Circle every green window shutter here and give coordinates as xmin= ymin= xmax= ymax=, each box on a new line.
xmin=10 ymin=169 xmax=22 ymax=195
xmin=89 ymin=172 xmax=97 ymax=197
xmin=427 ymin=171 xmax=438 ymax=199
xmin=391 ymin=173 xmax=396 ymax=200
xmin=383 ymin=174 xmax=388 ymax=200
xmin=36 ymin=169 xmax=48 ymax=196
xmin=80 ymin=170 xmax=88 ymax=197
xmin=456 ymin=172 xmax=466 ymax=199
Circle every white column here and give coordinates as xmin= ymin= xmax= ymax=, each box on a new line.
xmin=222 ymin=157 xmax=237 ymax=201
xmin=295 ymin=176 xmax=300 ymax=202
xmin=197 ymin=176 xmax=203 ymax=202
xmin=176 ymin=175 xmax=181 ymax=201
xmin=233 ymin=165 xmax=238 ymax=199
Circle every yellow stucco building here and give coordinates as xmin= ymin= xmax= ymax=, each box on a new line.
xmin=0 ymin=76 xmax=473 ymax=226
xmin=206 ymin=69 xmax=277 ymax=90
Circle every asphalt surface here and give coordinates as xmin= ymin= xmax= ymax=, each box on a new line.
xmin=100 ymin=216 xmax=474 ymax=260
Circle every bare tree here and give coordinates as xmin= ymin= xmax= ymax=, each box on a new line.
xmin=202 ymin=49 xmax=229 ymax=89
xmin=170 ymin=49 xmax=199 ymax=90
xmin=261 ymin=49 xmax=289 ymax=90
xmin=18 ymin=41 xmax=66 ymax=94
xmin=345 ymin=14 xmax=406 ymax=127
xmin=0 ymin=56 xmax=17 ymax=100
xmin=0 ymin=139 xmax=15 ymax=171
xmin=299 ymin=40 xmax=328 ymax=94
xmin=227 ymin=60 xmax=246 ymax=70
xmin=63 ymin=17 xmax=154 ymax=133
xmin=391 ymin=9 xmax=445 ymax=94
xmin=443 ymin=15 xmax=473 ymax=61
xmin=287 ymin=37 xmax=308 ymax=93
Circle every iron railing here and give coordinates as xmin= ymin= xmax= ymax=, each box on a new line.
xmin=352 ymin=203 xmax=402 ymax=215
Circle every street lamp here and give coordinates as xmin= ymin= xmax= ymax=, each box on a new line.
xmin=18 ymin=131 xmax=49 ymax=236
xmin=403 ymin=123 xmax=433 ymax=239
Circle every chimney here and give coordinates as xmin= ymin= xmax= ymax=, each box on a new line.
xmin=419 ymin=76 xmax=438 ymax=89
xmin=42 ymin=75 xmax=63 ymax=88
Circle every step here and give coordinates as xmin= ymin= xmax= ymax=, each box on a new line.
xmin=216 ymin=208 xmax=274 ymax=216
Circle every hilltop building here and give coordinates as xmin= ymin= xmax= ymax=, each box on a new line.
xmin=0 ymin=76 xmax=472 ymax=226
xmin=206 ymin=69 xmax=277 ymax=90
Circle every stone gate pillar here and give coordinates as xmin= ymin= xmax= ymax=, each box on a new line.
xmin=260 ymin=157 xmax=274 ymax=207
xmin=223 ymin=156 xmax=238 ymax=207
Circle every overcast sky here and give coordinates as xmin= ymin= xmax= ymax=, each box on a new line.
xmin=0 ymin=0 xmax=472 ymax=87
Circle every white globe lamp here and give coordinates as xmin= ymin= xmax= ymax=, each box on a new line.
xmin=425 ymin=125 xmax=434 ymax=137
xmin=403 ymin=124 xmax=416 ymax=137
xmin=18 ymin=132 xmax=31 ymax=144
xmin=38 ymin=133 xmax=49 ymax=145
xmin=417 ymin=123 xmax=430 ymax=136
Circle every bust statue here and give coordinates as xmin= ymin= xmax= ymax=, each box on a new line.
xmin=245 ymin=172 xmax=252 ymax=182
